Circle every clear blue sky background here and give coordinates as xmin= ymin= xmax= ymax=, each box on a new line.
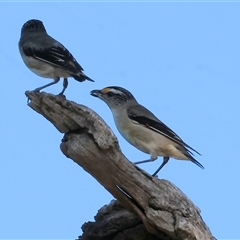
xmin=0 ymin=2 xmax=239 ymax=239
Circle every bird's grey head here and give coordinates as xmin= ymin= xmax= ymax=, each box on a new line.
xmin=21 ymin=19 xmax=46 ymax=35
xmin=90 ymin=86 xmax=136 ymax=108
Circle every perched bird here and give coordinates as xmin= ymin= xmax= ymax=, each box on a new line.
xmin=90 ymin=86 xmax=203 ymax=176
xmin=19 ymin=19 xmax=94 ymax=95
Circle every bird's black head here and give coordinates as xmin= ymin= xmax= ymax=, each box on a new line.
xmin=21 ymin=19 xmax=46 ymax=34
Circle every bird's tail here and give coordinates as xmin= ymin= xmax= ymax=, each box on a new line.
xmin=72 ymin=72 xmax=94 ymax=82
xmin=178 ymin=146 xmax=204 ymax=169
xmin=191 ymin=158 xmax=204 ymax=169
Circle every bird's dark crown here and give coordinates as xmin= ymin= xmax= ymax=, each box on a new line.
xmin=101 ymin=86 xmax=136 ymax=103
xmin=21 ymin=19 xmax=46 ymax=33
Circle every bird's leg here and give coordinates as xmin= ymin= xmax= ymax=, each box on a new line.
xmin=58 ymin=78 xmax=68 ymax=95
xmin=34 ymin=77 xmax=60 ymax=92
xmin=152 ymin=156 xmax=169 ymax=177
xmin=133 ymin=156 xmax=157 ymax=165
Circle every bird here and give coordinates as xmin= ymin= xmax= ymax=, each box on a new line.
xmin=19 ymin=19 xmax=94 ymax=95
xmin=90 ymin=86 xmax=204 ymax=176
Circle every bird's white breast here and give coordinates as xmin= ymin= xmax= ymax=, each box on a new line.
xmin=20 ymin=50 xmax=70 ymax=79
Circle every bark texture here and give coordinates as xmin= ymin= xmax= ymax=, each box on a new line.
xmin=26 ymin=91 xmax=216 ymax=240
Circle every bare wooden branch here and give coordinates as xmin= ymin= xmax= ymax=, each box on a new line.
xmin=26 ymin=91 xmax=216 ymax=240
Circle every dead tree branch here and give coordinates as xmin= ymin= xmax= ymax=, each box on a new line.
xmin=25 ymin=91 xmax=215 ymax=240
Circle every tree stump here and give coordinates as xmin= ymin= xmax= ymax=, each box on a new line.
xmin=26 ymin=91 xmax=216 ymax=240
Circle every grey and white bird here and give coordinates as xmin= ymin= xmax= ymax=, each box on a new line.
xmin=90 ymin=86 xmax=203 ymax=176
xmin=19 ymin=19 xmax=94 ymax=95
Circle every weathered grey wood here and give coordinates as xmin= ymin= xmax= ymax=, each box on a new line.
xmin=80 ymin=200 xmax=162 ymax=240
xmin=26 ymin=91 xmax=216 ymax=240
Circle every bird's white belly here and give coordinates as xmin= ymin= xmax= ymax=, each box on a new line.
xmin=22 ymin=55 xmax=70 ymax=79
xmin=114 ymin=116 xmax=188 ymax=160
xmin=114 ymin=116 xmax=160 ymax=154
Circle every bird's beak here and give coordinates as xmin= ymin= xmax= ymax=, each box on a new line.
xmin=90 ymin=89 xmax=102 ymax=98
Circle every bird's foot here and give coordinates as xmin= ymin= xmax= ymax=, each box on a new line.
xmin=33 ymin=87 xmax=41 ymax=92
xmin=25 ymin=89 xmax=40 ymax=104
xmin=57 ymin=92 xmax=66 ymax=98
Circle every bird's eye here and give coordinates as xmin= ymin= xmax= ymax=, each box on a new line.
xmin=107 ymin=92 xmax=114 ymax=97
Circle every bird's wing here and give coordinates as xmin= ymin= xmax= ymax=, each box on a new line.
xmin=22 ymin=44 xmax=84 ymax=73
xmin=127 ymin=104 xmax=201 ymax=155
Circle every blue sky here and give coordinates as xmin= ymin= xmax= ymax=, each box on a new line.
xmin=1 ymin=2 xmax=240 ymax=239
